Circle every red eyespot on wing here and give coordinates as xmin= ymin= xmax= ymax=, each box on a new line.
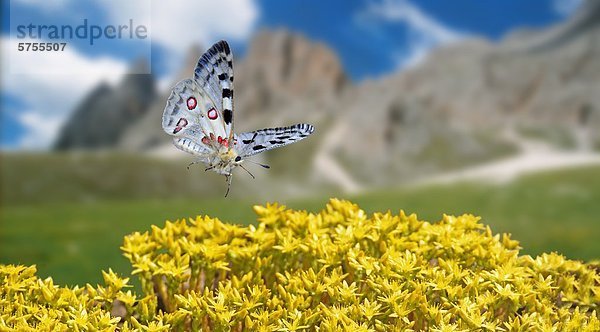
xmin=173 ymin=118 xmax=188 ymax=134
xmin=207 ymin=108 xmax=218 ymax=120
xmin=201 ymin=136 xmax=210 ymax=145
xmin=176 ymin=118 xmax=188 ymax=127
xmin=187 ymin=97 xmax=197 ymax=110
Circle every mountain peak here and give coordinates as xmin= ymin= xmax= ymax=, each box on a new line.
xmin=53 ymin=58 xmax=157 ymax=150
xmin=235 ymin=29 xmax=348 ymax=111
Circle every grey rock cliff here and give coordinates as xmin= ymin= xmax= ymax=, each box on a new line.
xmin=54 ymin=60 xmax=156 ymax=150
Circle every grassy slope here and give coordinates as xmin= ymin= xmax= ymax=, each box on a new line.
xmin=1 ymin=153 xmax=600 ymax=286
xmin=0 ymin=152 xmax=226 ymax=205
xmin=0 ymin=198 xmax=262 ymax=287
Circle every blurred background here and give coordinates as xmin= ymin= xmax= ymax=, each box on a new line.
xmin=2 ymin=0 xmax=600 ymax=285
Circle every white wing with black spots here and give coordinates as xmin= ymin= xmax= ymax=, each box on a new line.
xmin=193 ymin=40 xmax=235 ymax=141
xmin=162 ymin=79 xmax=227 ymax=155
xmin=235 ymin=123 xmax=315 ymax=157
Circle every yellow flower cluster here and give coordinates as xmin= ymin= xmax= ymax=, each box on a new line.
xmin=2 ymin=199 xmax=599 ymax=331
xmin=0 ymin=265 xmax=146 ymax=331
xmin=121 ymin=199 xmax=599 ymax=331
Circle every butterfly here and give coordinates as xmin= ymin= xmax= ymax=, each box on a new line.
xmin=162 ymin=40 xmax=315 ymax=196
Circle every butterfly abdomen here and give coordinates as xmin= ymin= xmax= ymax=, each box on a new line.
xmin=173 ymin=137 xmax=208 ymax=155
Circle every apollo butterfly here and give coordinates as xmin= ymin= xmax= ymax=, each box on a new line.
xmin=162 ymin=41 xmax=315 ymax=196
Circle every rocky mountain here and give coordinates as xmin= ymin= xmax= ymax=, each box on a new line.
xmin=234 ymin=30 xmax=347 ymax=118
xmin=54 ymin=60 xmax=156 ymax=150
xmin=320 ymin=0 xmax=600 ymax=187
xmin=55 ymin=1 xmax=600 ymax=193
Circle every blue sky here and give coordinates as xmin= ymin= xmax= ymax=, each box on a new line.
xmin=0 ymin=0 xmax=582 ymax=149
xmin=257 ymin=0 xmax=578 ymax=79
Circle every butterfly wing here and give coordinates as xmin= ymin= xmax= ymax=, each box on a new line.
xmin=162 ymin=40 xmax=235 ymax=156
xmin=193 ymin=40 xmax=235 ymax=142
xmin=235 ymin=123 xmax=315 ymax=157
xmin=162 ymin=79 xmax=220 ymax=156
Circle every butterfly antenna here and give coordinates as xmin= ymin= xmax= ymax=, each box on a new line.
xmin=245 ymin=159 xmax=271 ymax=169
xmin=239 ymin=165 xmax=256 ymax=179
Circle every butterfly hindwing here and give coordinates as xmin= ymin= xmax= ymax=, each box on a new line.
xmin=162 ymin=79 xmax=227 ymax=155
xmin=235 ymin=123 xmax=315 ymax=157
xmin=193 ymin=40 xmax=235 ymax=141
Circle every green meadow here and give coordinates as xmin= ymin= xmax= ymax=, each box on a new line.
xmin=1 ymin=153 xmax=599 ymax=286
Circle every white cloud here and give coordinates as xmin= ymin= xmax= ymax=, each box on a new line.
xmin=94 ymin=0 xmax=259 ymax=89
xmin=366 ymin=0 xmax=461 ymax=43
xmin=98 ymin=0 xmax=258 ymax=55
xmin=151 ymin=0 xmax=258 ymax=50
xmin=392 ymin=36 xmax=432 ymax=69
xmin=360 ymin=0 xmax=463 ymax=69
xmin=13 ymin=111 xmax=64 ymax=149
xmin=553 ymin=0 xmax=583 ymax=16
xmin=1 ymin=37 xmax=127 ymax=149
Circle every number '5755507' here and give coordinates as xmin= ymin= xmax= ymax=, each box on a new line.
xmin=17 ymin=42 xmax=66 ymax=51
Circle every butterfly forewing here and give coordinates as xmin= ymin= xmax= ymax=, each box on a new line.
xmin=235 ymin=123 xmax=315 ymax=157
xmin=193 ymin=40 xmax=235 ymax=141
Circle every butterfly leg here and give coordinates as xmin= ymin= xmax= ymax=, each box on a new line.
xmin=187 ymin=160 xmax=202 ymax=170
xmin=224 ymin=174 xmax=233 ymax=197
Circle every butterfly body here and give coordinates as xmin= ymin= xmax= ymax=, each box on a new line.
xmin=162 ymin=41 xmax=314 ymax=195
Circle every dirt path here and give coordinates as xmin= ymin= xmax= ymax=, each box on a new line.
xmin=418 ymin=149 xmax=600 ymax=186
xmin=416 ymin=127 xmax=600 ymax=186
xmin=313 ymin=122 xmax=362 ymax=193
